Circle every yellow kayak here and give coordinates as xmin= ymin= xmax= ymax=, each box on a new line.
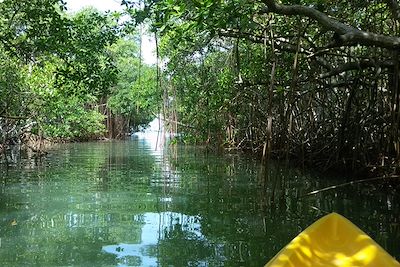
xmin=265 ymin=212 xmax=400 ymax=267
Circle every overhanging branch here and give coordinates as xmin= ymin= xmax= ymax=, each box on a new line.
xmin=262 ymin=0 xmax=400 ymax=49
xmin=217 ymin=28 xmax=311 ymax=54
xmin=319 ymin=59 xmax=395 ymax=79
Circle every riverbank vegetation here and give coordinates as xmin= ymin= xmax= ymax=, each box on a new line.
xmin=0 ymin=0 xmax=158 ymax=162
xmin=124 ymin=0 xmax=400 ymax=174
xmin=2 ymin=0 xmax=400 ymax=175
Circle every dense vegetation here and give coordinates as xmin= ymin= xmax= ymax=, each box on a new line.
xmin=124 ymin=0 xmax=400 ymax=173
xmin=2 ymin=0 xmax=400 ymax=173
xmin=0 ymin=0 xmax=158 ymax=161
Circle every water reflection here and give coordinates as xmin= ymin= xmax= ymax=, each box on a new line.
xmin=0 ymin=139 xmax=398 ymax=266
xmin=102 ymin=212 xmax=202 ymax=267
xmin=132 ymin=117 xmax=165 ymax=153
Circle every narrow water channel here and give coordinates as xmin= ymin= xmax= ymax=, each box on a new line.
xmin=0 ymin=138 xmax=399 ymax=266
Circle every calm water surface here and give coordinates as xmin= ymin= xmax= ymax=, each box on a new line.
xmin=0 ymin=138 xmax=399 ymax=266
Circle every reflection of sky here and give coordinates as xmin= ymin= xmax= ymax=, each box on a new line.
xmin=102 ymin=212 xmax=203 ymax=267
xmin=133 ymin=117 xmax=181 ymax=187
xmin=133 ymin=118 xmax=163 ymax=153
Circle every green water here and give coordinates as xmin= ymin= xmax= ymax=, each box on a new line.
xmin=0 ymin=138 xmax=399 ymax=266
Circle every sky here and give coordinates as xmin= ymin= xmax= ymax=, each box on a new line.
xmin=65 ymin=0 xmax=157 ymax=65
xmin=66 ymin=0 xmax=123 ymax=13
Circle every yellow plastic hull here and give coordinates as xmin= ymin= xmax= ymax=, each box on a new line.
xmin=265 ymin=213 xmax=400 ymax=267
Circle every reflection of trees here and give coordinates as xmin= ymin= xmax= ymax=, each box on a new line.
xmin=158 ymin=146 xmax=400 ymax=266
xmin=156 ymin=212 xmax=212 ymax=267
xmin=0 ymin=141 xmax=398 ymax=266
xmin=158 ymin=228 xmax=212 ymax=267
xmin=0 ymin=141 xmax=159 ymax=266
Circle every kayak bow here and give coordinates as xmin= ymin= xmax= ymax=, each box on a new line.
xmin=265 ymin=212 xmax=400 ymax=267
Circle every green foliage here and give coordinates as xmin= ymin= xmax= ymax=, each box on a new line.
xmin=108 ymin=36 xmax=159 ymax=131
xmin=0 ymin=49 xmax=31 ymax=145
xmin=0 ymin=0 xmax=69 ymax=58
xmin=55 ymin=8 xmax=120 ymax=98
xmin=0 ymin=49 xmax=29 ymax=118
xmin=40 ymin=97 xmax=106 ymax=140
xmin=0 ymin=2 xmax=147 ymax=144
xmin=126 ymin=0 xmax=400 ymax=170
xmin=26 ymin=57 xmax=106 ymax=140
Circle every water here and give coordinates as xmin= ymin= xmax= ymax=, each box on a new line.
xmin=0 ymin=138 xmax=399 ymax=266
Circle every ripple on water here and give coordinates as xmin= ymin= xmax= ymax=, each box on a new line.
xmin=0 ymin=140 xmax=398 ymax=266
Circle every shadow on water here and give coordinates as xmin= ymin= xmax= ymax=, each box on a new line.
xmin=0 ymin=135 xmax=398 ymax=266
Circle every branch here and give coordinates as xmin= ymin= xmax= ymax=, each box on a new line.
xmin=0 ymin=115 xmax=30 ymax=120
xmin=302 ymin=175 xmax=400 ymax=197
xmin=217 ymin=29 xmax=264 ymax=44
xmin=217 ymin=28 xmax=311 ymax=54
xmin=151 ymin=113 xmax=195 ymax=129
xmin=319 ymin=59 xmax=395 ymax=79
xmin=262 ymin=0 xmax=400 ymax=49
